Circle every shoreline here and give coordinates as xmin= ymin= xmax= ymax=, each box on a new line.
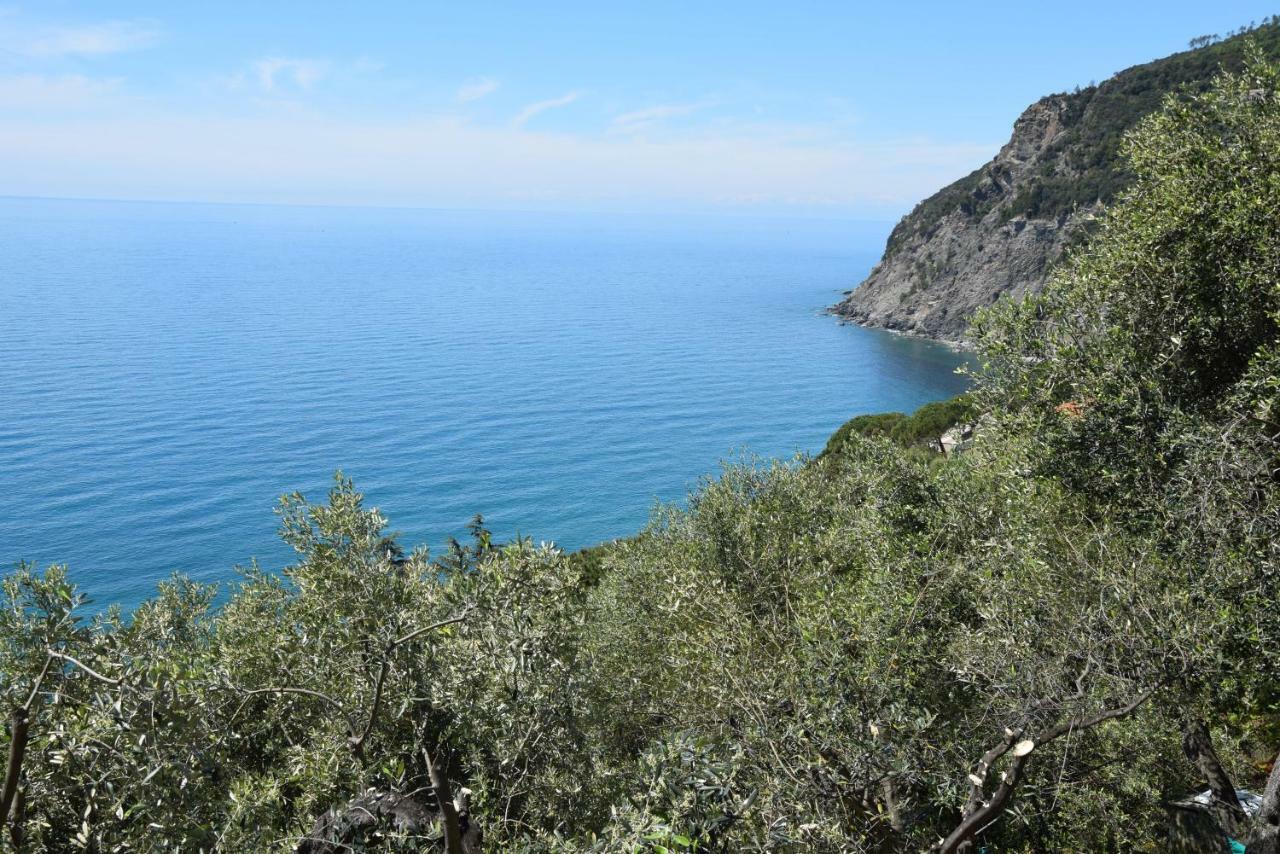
xmin=824 ymin=305 xmax=975 ymax=352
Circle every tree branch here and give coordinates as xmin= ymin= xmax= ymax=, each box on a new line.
xmin=394 ymin=608 xmax=473 ymax=647
xmin=962 ymin=727 xmax=1020 ymax=819
xmin=46 ymin=649 xmax=121 ymax=686
xmin=0 ymin=709 xmax=31 ymax=830
xmin=2 ymin=654 xmax=56 ymax=830
xmin=22 ymin=656 xmax=54 ymax=712
xmin=241 ymin=686 xmax=347 ymax=711
xmin=1260 ymin=751 xmax=1280 ymax=827
xmin=7 ymin=785 xmax=25 ymax=850
xmin=934 ymin=686 xmax=1160 ymax=854
xmin=1248 ymin=751 xmax=1280 ymax=854
xmin=351 ymin=607 xmax=474 ymax=759
xmin=351 ymin=659 xmax=389 ymax=760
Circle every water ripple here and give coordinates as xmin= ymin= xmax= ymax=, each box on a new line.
xmin=0 ymin=198 xmax=971 ymax=608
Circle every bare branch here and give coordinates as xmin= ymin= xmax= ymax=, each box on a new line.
xmin=22 ymin=656 xmax=55 ymax=713
xmin=240 ymin=686 xmax=347 ymax=711
xmin=1249 ymin=749 xmax=1280 ymax=853
xmin=1034 ymin=686 xmax=1159 ymax=742
xmin=934 ymin=685 xmax=1161 ymax=854
xmin=394 ymin=608 xmax=473 ymax=648
xmin=1261 ymin=750 xmax=1280 ymax=826
xmin=46 ymin=650 xmax=121 ymax=686
xmin=963 ymin=727 xmax=1020 ymax=818
xmin=351 ymin=659 xmax=390 ymax=760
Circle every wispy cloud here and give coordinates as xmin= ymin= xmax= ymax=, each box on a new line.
xmin=512 ymin=91 xmax=581 ymax=127
xmin=456 ymin=77 xmax=499 ymax=103
xmin=610 ymin=102 xmax=703 ymax=134
xmin=0 ymin=73 xmax=122 ymax=108
xmin=22 ymin=20 xmax=159 ymax=58
xmin=253 ymin=57 xmax=327 ymax=92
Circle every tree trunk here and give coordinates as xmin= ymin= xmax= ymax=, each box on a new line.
xmin=1182 ymin=719 xmax=1247 ymax=839
xmin=881 ymin=776 xmax=905 ymax=833
xmin=425 ymin=749 xmax=465 ymax=854
xmin=1247 ymin=752 xmax=1280 ymax=854
xmin=0 ymin=708 xmax=30 ymax=829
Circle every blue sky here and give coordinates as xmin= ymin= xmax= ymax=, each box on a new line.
xmin=1 ymin=2 xmax=1275 ymax=216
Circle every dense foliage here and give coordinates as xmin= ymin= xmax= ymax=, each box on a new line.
xmin=819 ymin=395 xmax=975 ymax=459
xmin=4 ymin=51 xmax=1280 ymax=853
xmin=885 ymin=18 xmax=1280 ymax=256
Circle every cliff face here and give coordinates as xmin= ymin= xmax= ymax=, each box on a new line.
xmin=834 ymin=21 xmax=1280 ymax=341
xmin=835 ymin=97 xmax=1096 ymax=340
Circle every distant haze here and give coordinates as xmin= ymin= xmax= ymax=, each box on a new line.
xmin=0 ymin=2 xmax=1276 ymax=216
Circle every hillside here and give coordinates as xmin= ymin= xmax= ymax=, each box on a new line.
xmin=832 ymin=19 xmax=1280 ymax=340
xmin=3 ymin=40 xmax=1280 ymax=854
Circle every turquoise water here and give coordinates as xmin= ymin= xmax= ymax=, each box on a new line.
xmin=0 ymin=197 xmax=969 ymax=608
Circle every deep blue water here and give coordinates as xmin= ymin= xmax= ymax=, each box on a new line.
xmin=0 ymin=197 xmax=969 ymax=609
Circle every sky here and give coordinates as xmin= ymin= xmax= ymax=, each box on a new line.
xmin=1 ymin=2 xmax=1276 ymax=217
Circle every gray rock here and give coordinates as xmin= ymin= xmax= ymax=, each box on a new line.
xmin=833 ymin=95 xmax=1098 ymax=342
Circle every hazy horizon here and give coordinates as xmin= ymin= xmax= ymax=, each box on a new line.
xmin=2 ymin=2 xmax=1276 ymax=218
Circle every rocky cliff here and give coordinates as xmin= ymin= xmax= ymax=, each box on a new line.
xmin=834 ymin=20 xmax=1280 ymax=341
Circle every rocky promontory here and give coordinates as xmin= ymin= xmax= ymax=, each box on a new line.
xmin=833 ymin=21 xmax=1280 ymax=341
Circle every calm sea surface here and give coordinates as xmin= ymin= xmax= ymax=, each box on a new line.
xmin=0 ymin=197 xmax=970 ymax=609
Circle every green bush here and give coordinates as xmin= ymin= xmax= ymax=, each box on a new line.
xmin=820 ymin=394 xmax=975 ymax=460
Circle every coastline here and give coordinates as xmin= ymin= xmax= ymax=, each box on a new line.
xmin=825 ymin=304 xmax=975 ymax=352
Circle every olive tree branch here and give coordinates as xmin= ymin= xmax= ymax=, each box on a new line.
xmin=393 ymin=607 xmax=474 ymax=647
xmin=424 ymin=746 xmax=465 ymax=854
xmin=240 ymin=686 xmax=347 ymax=710
xmin=1 ymin=655 xmax=56 ymax=829
xmin=350 ymin=606 xmax=475 ymax=759
xmin=932 ymin=684 xmax=1161 ymax=854
xmin=46 ymin=649 xmax=121 ymax=686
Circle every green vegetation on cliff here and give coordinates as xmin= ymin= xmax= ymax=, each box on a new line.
xmin=819 ymin=394 xmax=974 ymax=459
xmin=1004 ymin=18 xmax=1280 ymax=221
xmin=3 ymin=50 xmax=1280 ymax=853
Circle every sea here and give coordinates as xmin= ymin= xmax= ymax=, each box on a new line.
xmin=0 ymin=197 xmax=970 ymax=610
